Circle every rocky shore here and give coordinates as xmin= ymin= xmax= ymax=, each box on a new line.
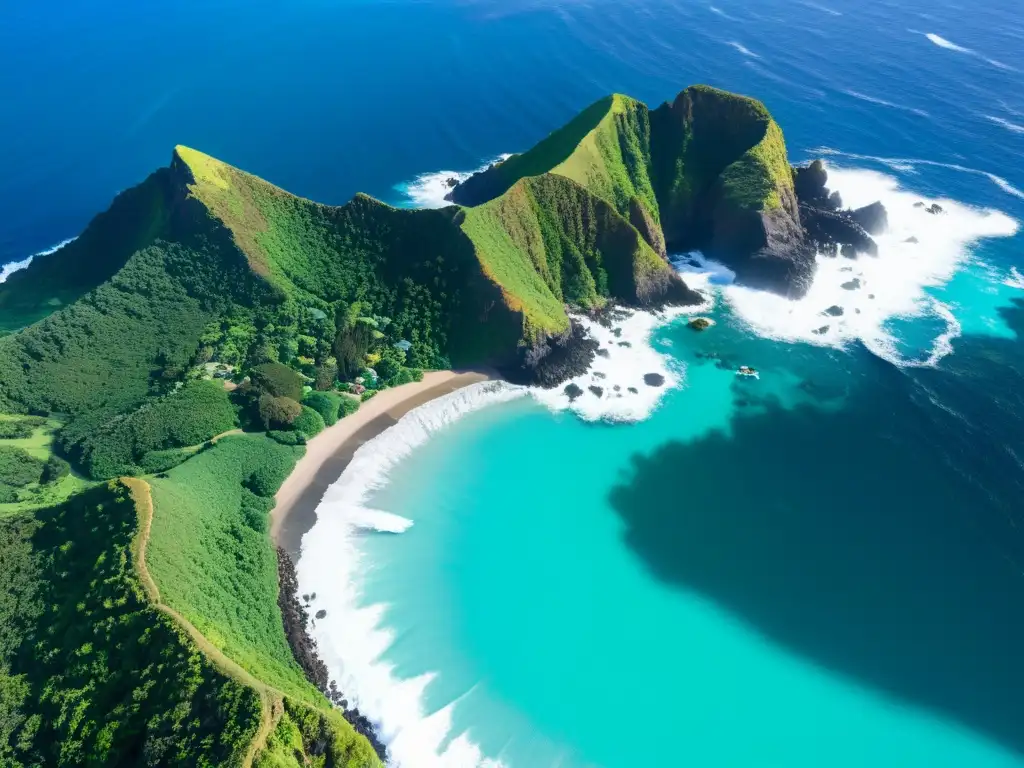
xmin=276 ymin=547 xmax=389 ymax=762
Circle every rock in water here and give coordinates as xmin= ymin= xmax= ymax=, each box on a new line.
xmin=823 ymin=305 xmax=844 ymax=317
xmin=794 ymin=159 xmax=830 ymax=204
xmin=841 ymin=278 xmax=861 ymax=290
xmin=851 ymin=201 xmax=888 ymax=234
xmin=588 ymin=385 xmax=604 ymax=398
xmin=927 ymin=203 xmax=944 ymax=215
xmin=812 ymin=325 xmax=830 ymax=335
xmin=904 ymin=236 xmax=919 ymax=244
xmin=688 ymin=317 xmax=714 ymax=331
xmin=644 ymin=373 xmax=665 ymax=387
xmin=564 ymin=383 xmax=584 ymax=402
xmin=801 ymin=204 xmax=879 ymax=257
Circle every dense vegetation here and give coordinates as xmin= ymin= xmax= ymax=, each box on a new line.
xmin=0 ymin=481 xmax=262 ymax=766
xmin=0 ymin=83 xmax=795 ymax=763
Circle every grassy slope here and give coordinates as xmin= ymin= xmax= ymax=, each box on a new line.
xmin=0 ymin=481 xmax=262 ymax=767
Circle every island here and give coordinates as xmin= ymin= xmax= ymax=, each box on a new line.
xmin=0 ymin=85 xmax=881 ymax=766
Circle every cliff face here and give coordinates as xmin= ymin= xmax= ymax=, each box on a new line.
xmin=450 ymin=84 xmax=819 ymax=297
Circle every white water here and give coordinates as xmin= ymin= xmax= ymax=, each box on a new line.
xmin=722 ymin=165 xmax=1019 ymax=367
xmin=727 ymin=41 xmax=760 ymax=59
xmin=298 ymin=382 xmax=527 ymax=768
xmin=394 ymin=154 xmax=513 ymax=209
xmin=0 ymin=237 xmax=76 ymax=283
xmin=923 ymin=32 xmax=1016 ymax=72
xmin=299 ymin=156 xmax=1019 ymax=767
xmin=985 ymin=115 xmax=1024 ymax=135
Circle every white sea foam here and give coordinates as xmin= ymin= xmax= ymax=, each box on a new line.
xmin=0 ymin=237 xmax=76 ymax=283
xmin=985 ymin=115 xmax=1024 ymax=134
xmin=923 ymin=32 xmax=1016 ymax=71
xmin=799 ymin=0 xmax=842 ymax=15
xmin=722 ymin=165 xmax=1018 ymax=367
xmin=727 ymin=41 xmax=760 ymax=58
xmin=844 ymin=89 xmax=929 ymax=118
xmin=298 ymin=381 xmax=527 ymax=768
xmin=1004 ymin=266 xmax=1024 ymax=290
xmin=812 ymin=147 xmax=1024 ymax=200
xmin=395 ymin=154 xmax=513 ymax=208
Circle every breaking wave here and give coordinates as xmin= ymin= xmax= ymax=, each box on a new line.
xmin=297 ymin=381 xmax=526 ymax=768
xmin=0 ymin=237 xmax=76 ymax=283
xmin=923 ymin=32 xmax=1016 ymax=72
xmin=393 ymin=154 xmax=512 ymax=209
xmin=722 ymin=165 xmax=1018 ymax=368
xmin=727 ymin=41 xmax=760 ymax=58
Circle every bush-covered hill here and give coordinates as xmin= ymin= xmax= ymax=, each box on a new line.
xmin=0 ymin=83 xmax=811 ymax=764
xmin=450 ymin=84 xmax=814 ymax=295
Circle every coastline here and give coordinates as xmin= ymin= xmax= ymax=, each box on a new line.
xmin=271 ymin=370 xmax=491 ymax=558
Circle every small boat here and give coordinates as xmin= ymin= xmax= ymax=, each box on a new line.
xmin=736 ymin=365 xmax=760 ymax=379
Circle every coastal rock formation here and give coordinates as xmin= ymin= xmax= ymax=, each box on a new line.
xmin=689 ymin=317 xmax=713 ymax=331
xmin=792 ymin=161 xmax=885 ymax=259
xmin=851 ymin=201 xmax=888 ymax=234
xmin=276 ymin=548 xmax=388 ymax=761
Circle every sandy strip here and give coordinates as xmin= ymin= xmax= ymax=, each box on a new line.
xmin=271 ymin=370 xmax=491 ymax=558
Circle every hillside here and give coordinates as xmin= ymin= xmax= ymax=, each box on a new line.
xmin=0 ymin=83 xmax=821 ymax=765
xmin=450 ymin=84 xmax=815 ymax=295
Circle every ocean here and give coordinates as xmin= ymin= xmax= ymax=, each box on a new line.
xmin=4 ymin=0 xmax=1024 ymax=766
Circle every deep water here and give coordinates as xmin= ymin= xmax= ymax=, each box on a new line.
xmin=5 ymin=0 xmax=1024 ymax=766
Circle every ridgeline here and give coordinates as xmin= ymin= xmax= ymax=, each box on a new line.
xmin=0 ymin=84 xmax=880 ymax=765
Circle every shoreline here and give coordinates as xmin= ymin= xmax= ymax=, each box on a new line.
xmin=271 ymin=370 xmax=491 ymax=558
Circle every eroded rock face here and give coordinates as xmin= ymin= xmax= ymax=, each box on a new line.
xmin=801 ymin=203 xmax=879 ymax=257
xmin=505 ymin=321 xmax=599 ymax=388
xmin=851 ymin=201 xmax=888 ymax=235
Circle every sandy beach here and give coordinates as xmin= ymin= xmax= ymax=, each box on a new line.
xmin=271 ymin=370 xmax=491 ymax=557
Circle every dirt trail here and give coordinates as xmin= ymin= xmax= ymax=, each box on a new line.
xmin=123 ymin=477 xmax=282 ymax=768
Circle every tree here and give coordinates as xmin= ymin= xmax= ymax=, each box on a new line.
xmin=375 ymin=346 xmax=406 ymax=384
xmin=314 ymin=357 xmax=338 ymax=391
xmin=258 ymin=394 xmax=301 ymax=429
xmin=251 ymin=363 xmax=304 ymax=401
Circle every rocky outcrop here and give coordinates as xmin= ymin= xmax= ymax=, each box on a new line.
xmin=851 ymin=201 xmax=888 ymax=234
xmin=276 ymin=548 xmax=388 ymax=762
xmin=688 ymin=317 xmax=713 ymax=331
xmin=504 ymin=322 xmax=599 ymax=388
xmin=800 ymin=204 xmax=879 ymax=257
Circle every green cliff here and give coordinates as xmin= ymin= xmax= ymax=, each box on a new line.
xmin=0 ymin=83 xmax=807 ymax=765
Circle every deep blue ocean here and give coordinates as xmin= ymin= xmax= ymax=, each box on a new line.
xmin=5 ymin=1 xmax=1024 ymax=766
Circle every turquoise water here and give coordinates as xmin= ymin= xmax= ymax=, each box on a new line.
xmin=356 ymin=299 xmax=1024 ymax=767
xmin=6 ymin=0 xmax=1024 ymax=765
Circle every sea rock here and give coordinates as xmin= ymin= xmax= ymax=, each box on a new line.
xmin=444 ymin=176 xmax=459 ymax=188
xmin=914 ymin=201 xmax=926 ymax=208
xmin=801 ymin=204 xmax=879 ymax=257
xmin=593 ymin=371 xmax=607 ymax=379
xmin=628 ymin=387 xmax=639 ymax=394
xmin=618 ymin=341 xmax=632 ymax=347
xmin=315 ymin=609 xmax=327 ymax=620
xmin=644 ymin=373 xmax=665 ymax=387
xmin=596 ymin=348 xmax=610 ymax=358
xmin=812 ymin=325 xmax=829 ymax=335
xmin=841 ymin=244 xmax=856 ymax=258
xmin=841 ymin=278 xmax=861 ymax=290
xmin=589 ymin=385 xmax=604 ymax=398
xmin=851 ymin=201 xmax=888 ymax=234
xmin=794 ymin=159 xmax=830 ymax=204
xmin=904 ymin=236 xmax=919 ymax=244
xmin=823 ymin=305 xmax=844 ymax=317
xmin=927 ymin=203 xmax=944 ymax=215
xmin=564 ymin=383 xmax=584 ymax=402
xmin=508 ymin=321 xmax=598 ymax=388
xmin=688 ymin=317 xmax=713 ymax=331
xmin=827 ymin=190 xmax=843 ymax=210
xmin=614 ymin=385 xmax=621 ymax=391
xmin=868 ymin=293 xmax=876 ymax=299
xmin=612 ymin=328 xmax=623 ymax=337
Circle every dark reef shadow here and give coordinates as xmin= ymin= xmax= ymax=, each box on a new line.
xmin=608 ymin=301 xmax=1024 ymax=757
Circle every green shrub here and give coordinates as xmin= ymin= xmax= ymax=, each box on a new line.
xmin=0 ymin=417 xmax=45 ymax=440
xmin=375 ymin=346 xmax=406 ymax=384
xmin=292 ymin=406 xmax=325 ymax=439
xmin=138 ymin=448 xmax=191 ymax=474
xmin=268 ymin=430 xmax=306 ymax=446
xmin=301 ymin=391 xmax=343 ymax=426
xmin=40 ymin=455 xmax=70 ymax=484
xmin=258 ymin=394 xmax=302 ymax=429
xmin=251 ymin=362 xmax=304 ymax=400
xmin=338 ymin=394 xmax=360 ymax=418
xmin=0 ymin=446 xmax=44 ymax=488
xmin=71 ymin=380 xmax=238 ymax=480
xmin=360 ymin=390 xmax=378 ymax=403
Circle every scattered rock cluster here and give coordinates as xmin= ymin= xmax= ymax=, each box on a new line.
xmin=276 ymin=548 xmax=388 ymax=761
